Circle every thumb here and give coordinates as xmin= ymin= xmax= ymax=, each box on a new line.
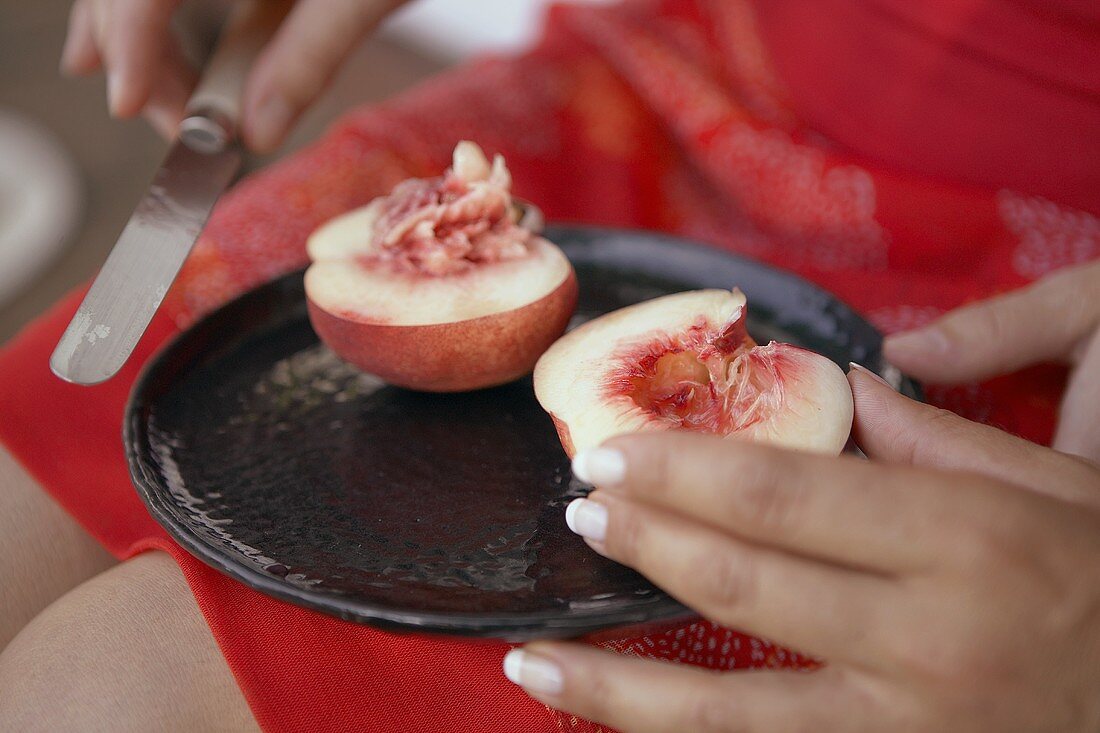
xmin=848 ymin=365 xmax=1100 ymax=508
xmin=1053 ymin=327 xmax=1100 ymax=463
xmin=883 ymin=262 xmax=1100 ymax=384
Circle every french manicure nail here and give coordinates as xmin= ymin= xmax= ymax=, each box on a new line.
xmin=60 ymin=36 xmax=79 ymax=74
xmin=107 ymin=71 xmax=122 ymax=116
xmin=848 ymin=362 xmax=893 ymax=388
xmin=565 ymin=498 xmax=608 ymax=542
xmin=503 ymin=649 xmax=564 ymax=695
xmin=571 ymin=447 xmax=625 ymax=485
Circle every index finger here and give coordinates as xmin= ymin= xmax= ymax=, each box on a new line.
xmin=506 ymin=643 xmax=865 ymax=733
xmin=573 ymin=431 xmax=1005 ymax=573
xmin=100 ymin=0 xmax=183 ymax=117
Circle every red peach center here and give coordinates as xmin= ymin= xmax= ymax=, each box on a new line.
xmin=361 ymin=174 xmax=531 ymax=277
xmin=608 ymin=318 xmax=784 ymax=434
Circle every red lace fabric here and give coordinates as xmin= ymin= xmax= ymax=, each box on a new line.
xmin=1 ymin=1 xmax=1097 ymax=730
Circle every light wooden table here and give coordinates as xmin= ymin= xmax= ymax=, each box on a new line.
xmin=0 ymin=0 xmax=443 ymax=342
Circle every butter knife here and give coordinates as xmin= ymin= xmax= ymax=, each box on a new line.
xmin=51 ymin=0 xmax=292 ymax=385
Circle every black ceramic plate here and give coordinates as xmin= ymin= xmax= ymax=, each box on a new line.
xmin=126 ymin=226 xmax=919 ymax=641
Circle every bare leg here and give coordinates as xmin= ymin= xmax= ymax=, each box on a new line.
xmin=0 ymin=444 xmax=116 ymax=648
xmin=0 ymin=551 xmax=259 ymax=732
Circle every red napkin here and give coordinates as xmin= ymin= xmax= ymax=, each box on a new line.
xmin=3 ymin=1 xmax=1095 ymax=729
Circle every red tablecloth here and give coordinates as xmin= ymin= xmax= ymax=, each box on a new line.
xmin=2 ymin=1 xmax=1097 ymax=730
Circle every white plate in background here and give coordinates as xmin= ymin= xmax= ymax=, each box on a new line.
xmin=382 ymin=0 xmax=616 ymax=61
xmin=0 ymin=110 xmax=83 ymax=306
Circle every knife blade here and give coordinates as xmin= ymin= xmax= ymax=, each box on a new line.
xmin=50 ymin=140 xmax=240 ymax=384
xmin=50 ymin=0 xmax=291 ymax=385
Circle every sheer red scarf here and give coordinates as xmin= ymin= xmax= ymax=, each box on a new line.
xmin=2 ymin=1 xmax=1097 ymax=730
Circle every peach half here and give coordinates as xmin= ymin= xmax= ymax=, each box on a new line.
xmin=533 ymin=289 xmax=854 ymax=456
xmin=305 ymin=142 xmax=577 ymax=392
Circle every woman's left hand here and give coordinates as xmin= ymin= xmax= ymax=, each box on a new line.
xmin=883 ymin=260 xmax=1100 ymax=462
xmin=503 ymin=367 xmax=1100 ymax=733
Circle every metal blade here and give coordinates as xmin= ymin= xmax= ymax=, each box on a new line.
xmin=51 ymin=140 xmax=240 ymax=385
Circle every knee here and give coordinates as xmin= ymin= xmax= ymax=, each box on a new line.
xmin=0 ymin=444 xmax=116 ymax=648
xmin=0 ymin=552 xmax=258 ymax=732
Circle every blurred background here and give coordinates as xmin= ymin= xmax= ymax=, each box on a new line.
xmin=0 ymin=0 xmax=606 ymax=341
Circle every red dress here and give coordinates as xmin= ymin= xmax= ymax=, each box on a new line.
xmin=2 ymin=1 xmax=1098 ymax=730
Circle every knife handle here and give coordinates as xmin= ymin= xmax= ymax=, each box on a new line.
xmin=179 ymin=0 xmax=294 ymax=153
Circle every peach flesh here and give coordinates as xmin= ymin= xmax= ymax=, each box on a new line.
xmin=533 ymin=289 xmax=854 ymax=457
xmin=304 ymin=141 xmax=577 ymax=392
xmin=612 ymin=335 xmax=831 ymax=440
xmin=610 ymin=315 xmax=771 ymax=433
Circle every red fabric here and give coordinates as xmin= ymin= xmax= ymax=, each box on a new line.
xmin=2 ymin=1 xmax=1098 ymax=730
xmin=754 ymin=0 xmax=1100 ymax=213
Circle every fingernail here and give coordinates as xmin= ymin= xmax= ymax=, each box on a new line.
xmin=503 ymin=649 xmax=564 ymax=695
xmin=247 ymin=94 xmax=293 ymax=152
xmin=848 ymin=362 xmax=893 ymax=388
xmin=565 ymin=498 xmax=608 ymax=542
xmin=571 ymin=447 xmax=625 ymax=485
xmin=883 ymin=328 xmax=950 ymax=359
xmin=60 ymin=36 xmax=78 ymax=74
xmin=107 ymin=71 xmax=122 ymax=116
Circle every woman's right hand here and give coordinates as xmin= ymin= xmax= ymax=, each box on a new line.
xmin=505 ymin=369 xmax=1100 ymax=733
xmin=60 ymin=0 xmax=410 ymax=152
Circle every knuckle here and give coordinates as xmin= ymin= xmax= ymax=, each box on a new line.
xmin=1035 ymin=274 xmax=1095 ymax=333
xmin=686 ymin=688 xmax=747 ymax=733
xmin=296 ymin=36 xmax=336 ymax=72
xmin=888 ymin=629 xmax=966 ymax=681
xmin=605 ymin=503 xmax=646 ymax=565
xmin=919 ymin=405 xmax=958 ymax=431
xmin=275 ymin=63 xmax=322 ymax=107
xmin=886 ymin=604 xmax=1011 ymax=686
xmin=950 ymin=522 xmax=1004 ymax=572
xmin=909 ymin=407 xmax=963 ymax=462
xmin=952 ymin=497 xmax=1030 ymax=570
xmin=562 ymin=663 xmax=643 ymax=731
xmin=737 ymin=470 xmax=806 ymax=535
xmin=578 ymin=669 xmax=620 ymax=721
xmin=646 ymin=440 xmax=676 ymax=500
xmin=922 ymin=636 xmax=1005 ymax=687
xmin=696 ymin=550 xmax=759 ymax=618
xmin=886 ymin=629 xmax=931 ymax=672
xmin=970 ymin=299 xmax=1014 ymax=344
